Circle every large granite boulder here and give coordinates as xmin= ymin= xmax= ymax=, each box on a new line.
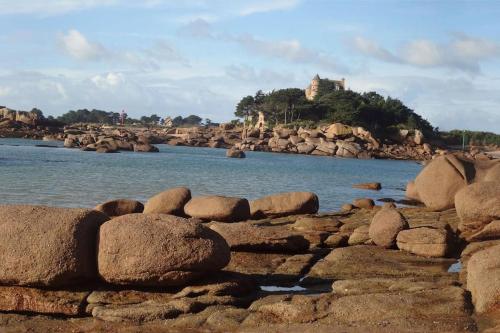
xmin=249 ymin=192 xmax=319 ymax=219
xmin=369 ymin=207 xmax=409 ymax=248
xmin=405 ymin=180 xmax=420 ymax=201
xmin=97 ymin=214 xmax=230 ymax=287
xmin=0 ymin=205 xmax=108 ymax=286
xmin=455 ymin=181 xmax=500 ymax=238
xmin=143 ymin=187 xmax=192 ymax=216
xmin=414 ymin=155 xmax=474 ymax=211
xmin=397 ymin=227 xmax=450 ymax=258
xmin=467 ymin=220 xmax=500 ymax=242
xmin=209 ymin=222 xmax=309 ymax=253
xmin=94 ymin=199 xmax=144 ymax=218
xmin=324 ymin=123 xmax=352 ymax=139
xmin=336 ymin=141 xmax=361 ymax=158
xmin=184 ymin=196 xmax=250 ymax=222
xmin=467 ymin=244 xmax=500 ymax=313
xmin=296 ymin=142 xmax=316 ymax=154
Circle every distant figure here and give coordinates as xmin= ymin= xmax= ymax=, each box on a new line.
xmin=120 ymin=110 xmax=127 ymax=126
xmin=255 ymin=111 xmax=266 ymax=131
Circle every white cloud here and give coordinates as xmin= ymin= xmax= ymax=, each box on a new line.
xmin=57 ymin=29 xmax=186 ymax=70
xmin=349 ymin=74 xmax=500 ymax=133
xmin=0 ymin=86 xmax=11 ymax=97
xmin=238 ymin=0 xmax=301 ymax=16
xmin=349 ymin=34 xmax=500 ymax=73
xmin=59 ymin=29 xmax=108 ymax=61
xmin=0 ymin=0 xmax=117 ymax=16
xmin=402 ymin=40 xmax=443 ymax=66
xmin=91 ymin=72 xmax=124 ymax=88
xmin=350 ymin=36 xmax=398 ymax=62
xmin=0 ymin=0 xmax=302 ymax=18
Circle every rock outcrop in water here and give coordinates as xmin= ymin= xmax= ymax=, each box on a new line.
xmin=0 ymin=185 xmax=499 ymax=331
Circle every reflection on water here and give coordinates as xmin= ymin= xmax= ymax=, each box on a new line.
xmin=0 ymin=138 xmax=422 ymax=211
xmin=260 ymin=285 xmax=307 ymax=292
xmin=447 ymin=260 xmax=462 ymax=273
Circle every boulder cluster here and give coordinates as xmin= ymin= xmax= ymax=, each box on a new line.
xmin=235 ymin=124 xmax=435 ymax=160
xmin=0 ymin=180 xmax=499 ymax=331
xmin=62 ymin=127 xmax=160 ymax=153
xmin=403 ymin=153 xmax=500 ymax=317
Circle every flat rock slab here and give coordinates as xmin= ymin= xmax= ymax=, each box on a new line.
xmin=0 ymin=286 xmax=89 ymax=316
xmin=245 ymin=287 xmax=474 ymax=332
xmin=331 ymin=277 xmax=458 ymax=296
xmin=319 ymin=287 xmax=475 ymax=332
xmin=209 ymin=222 xmax=310 ymax=253
xmin=224 ymin=252 xmax=319 ymax=285
xmin=304 ymin=245 xmax=456 ymax=285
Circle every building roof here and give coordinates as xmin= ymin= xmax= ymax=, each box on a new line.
xmin=313 ymin=74 xmax=320 ymax=80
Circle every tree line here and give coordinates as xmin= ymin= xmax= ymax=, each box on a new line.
xmin=235 ymin=82 xmax=435 ymax=138
xmin=34 ymin=109 xmax=209 ymax=127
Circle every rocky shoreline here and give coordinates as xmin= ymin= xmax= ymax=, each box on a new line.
xmin=2 ymin=115 xmax=498 ymax=160
xmin=0 ymin=153 xmax=499 ymax=332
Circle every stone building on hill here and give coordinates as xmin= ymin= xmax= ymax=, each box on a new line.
xmin=305 ymin=74 xmax=345 ymax=101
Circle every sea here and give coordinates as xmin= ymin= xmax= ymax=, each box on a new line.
xmin=0 ymin=138 xmax=422 ymax=212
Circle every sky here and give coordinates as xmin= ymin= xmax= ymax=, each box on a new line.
xmin=0 ymin=0 xmax=499 ymax=132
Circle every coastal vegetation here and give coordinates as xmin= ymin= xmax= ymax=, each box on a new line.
xmin=235 ymin=85 xmax=435 ymax=138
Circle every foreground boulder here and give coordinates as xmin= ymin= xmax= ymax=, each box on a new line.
xmin=397 ymin=227 xmax=450 ymax=258
xmin=94 ymin=199 xmax=144 ymax=218
xmin=0 ymin=205 xmax=108 ymax=286
xmin=97 ymin=214 xmax=230 ymax=287
xmin=414 ymin=155 xmax=474 ymax=211
xmin=249 ymin=192 xmax=319 ymax=218
xmin=143 ymin=187 xmax=192 ymax=216
xmin=184 ymin=196 xmax=250 ymax=222
xmin=455 ymin=181 xmax=500 ymax=238
xmin=369 ymin=207 xmax=408 ymax=248
xmin=405 ymin=180 xmax=420 ymax=201
xmin=467 ymin=244 xmax=500 ymax=313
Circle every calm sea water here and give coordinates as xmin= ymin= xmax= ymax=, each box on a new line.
xmin=0 ymin=138 xmax=422 ymax=212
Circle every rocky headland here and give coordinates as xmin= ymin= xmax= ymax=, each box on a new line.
xmin=0 ymin=153 xmax=499 ymax=332
xmin=2 ymin=106 xmax=499 ymax=160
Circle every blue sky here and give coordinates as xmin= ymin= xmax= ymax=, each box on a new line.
xmin=0 ymin=0 xmax=499 ymax=132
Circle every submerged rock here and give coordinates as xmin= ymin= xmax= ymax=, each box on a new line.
xmin=133 ymin=143 xmax=159 ymax=152
xmin=352 ymin=182 xmax=381 ymax=191
xmin=226 ymin=148 xmax=246 ymax=158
